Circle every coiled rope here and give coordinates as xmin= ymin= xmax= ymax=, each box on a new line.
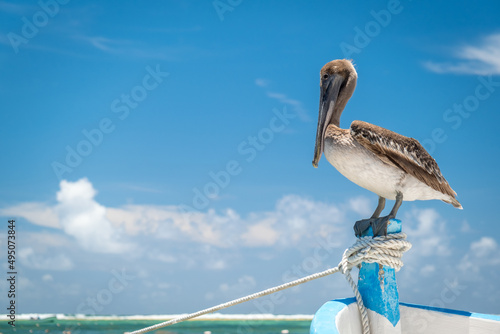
xmin=339 ymin=232 xmax=412 ymax=334
xmin=126 ymin=232 xmax=411 ymax=334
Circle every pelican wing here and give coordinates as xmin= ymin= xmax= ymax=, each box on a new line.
xmin=350 ymin=120 xmax=457 ymax=198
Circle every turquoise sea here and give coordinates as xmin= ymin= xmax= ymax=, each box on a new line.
xmin=0 ymin=318 xmax=312 ymax=334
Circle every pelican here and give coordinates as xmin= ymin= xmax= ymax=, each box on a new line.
xmin=313 ymin=59 xmax=462 ymax=237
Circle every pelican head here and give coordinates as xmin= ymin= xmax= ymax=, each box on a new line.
xmin=312 ymin=59 xmax=357 ymax=168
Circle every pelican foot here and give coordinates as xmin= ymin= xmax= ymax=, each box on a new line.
xmin=354 ymin=215 xmax=394 ymax=237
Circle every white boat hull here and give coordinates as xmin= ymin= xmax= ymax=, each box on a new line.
xmin=310 ymin=298 xmax=500 ymax=334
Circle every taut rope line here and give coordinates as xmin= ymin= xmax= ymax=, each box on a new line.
xmin=126 ymin=232 xmax=411 ymax=334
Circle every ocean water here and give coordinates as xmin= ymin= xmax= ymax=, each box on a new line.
xmin=0 ymin=315 xmax=312 ymax=334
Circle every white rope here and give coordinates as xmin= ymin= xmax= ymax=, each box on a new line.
xmin=125 ymin=232 xmax=411 ymax=334
xmin=339 ymin=232 xmax=412 ymax=334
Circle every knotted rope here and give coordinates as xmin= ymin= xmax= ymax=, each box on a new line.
xmin=126 ymin=232 xmax=411 ymax=334
xmin=339 ymin=232 xmax=412 ymax=334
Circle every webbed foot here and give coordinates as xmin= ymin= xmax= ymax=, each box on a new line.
xmin=354 ymin=215 xmax=394 ymax=237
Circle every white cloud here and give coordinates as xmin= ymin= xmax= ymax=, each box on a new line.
xmin=83 ymin=36 xmax=136 ymax=53
xmin=0 ymin=179 xmax=134 ymax=254
xmin=0 ymin=177 xmax=467 ymax=286
xmin=55 ymin=178 xmax=135 ymax=254
xmin=266 ymin=92 xmax=310 ymax=121
xmin=241 ymin=218 xmax=279 ymax=247
xmin=147 ymin=252 xmax=177 ymax=264
xmin=424 ymin=33 xmax=500 ymax=75
xmin=25 ymin=232 xmax=74 ymax=252
xmin=217 ymin=275 xmax=257 ymax=298
xmin=255 ymin=78 xmax=270 ymax=87
xmin=0 ymin=178 xmax=361 ymax=280
xmin=107 ymin=194 xmax=349 ymax=250
xmin=458 ymin=236 xmax=500 ymax=276
xmin=158 ymin=282 xmax=171 ymax=290
xmin=18 ymin=277 xmax=35 ymax=290
xmin=348 ymin=196 xmax=372 ymax=217
xmin=107 ymin=205 xmax=234 ymax=247
xmin=0 ymin=179 xmax=373 ymax=258
xmin=403 ymin=208 xmax=451 ymax=257
xmin=205 ymin=259 xmax=227 ymax=270
xmin=0 ymin=202 xmax=59 ymax=228
xmin=6 ymin=177 xmax=500 ymax=314
xmin=19 ymin=247 xmax=74 ymax=271
xmin=42 ymin=274 xmax=54 ymax=282
xmin=420 ymin=264 xmax=435 ymax=277
xmin=470 ymin=237 xmax=497 ymax=257
xmin=394 ymin=207 xmax=467 ymax=301
xmin=254 ymin=77 xmax=310 ymax=122
xmin=460 ymin=220 xmax=471 ymax=233
xmin=271 ymin=194 xmax=347 ymax=245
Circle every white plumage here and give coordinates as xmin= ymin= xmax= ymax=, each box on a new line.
xmin=323 ymin=129 xmax=453 ymax=203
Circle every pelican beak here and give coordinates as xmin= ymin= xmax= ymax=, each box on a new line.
xmin=312 ymin=74 xmax=344 ymax=168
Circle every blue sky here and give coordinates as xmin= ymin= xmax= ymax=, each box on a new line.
xmin=1 ymin=0 xmax=500 ymax=317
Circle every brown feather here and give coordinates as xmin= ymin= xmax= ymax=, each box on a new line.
xmin=350 ymin=120 xmax=459 ymax=201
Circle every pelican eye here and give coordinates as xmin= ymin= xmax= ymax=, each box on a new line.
xmin=322 ymin=74 xmax=329 ymax=80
